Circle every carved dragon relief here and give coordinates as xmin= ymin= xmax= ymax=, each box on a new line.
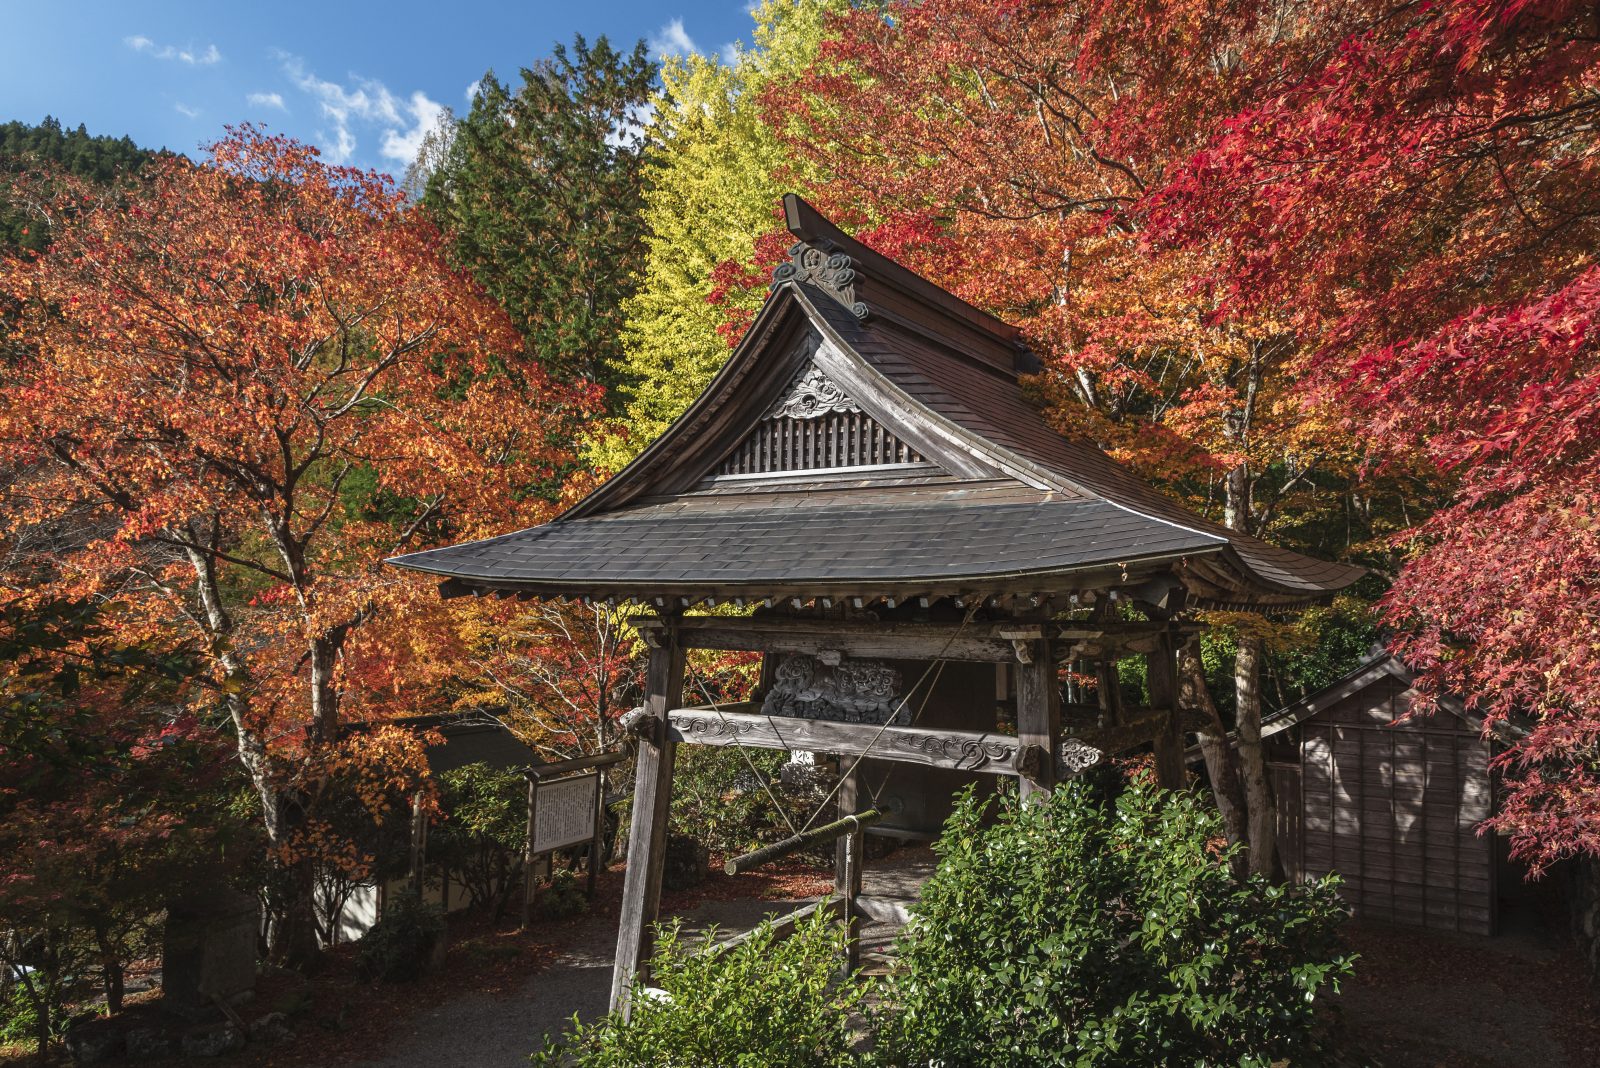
xmin=771 ymin=239 xmax=870 ymax=320
xmin=763 ymin=653 xmax=906 ymax=725
xmin=765 ymin=363 xmax=862 ymax=421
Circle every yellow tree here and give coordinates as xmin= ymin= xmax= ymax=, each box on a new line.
xmin=587 ymin=0 xmax=843 ymax=471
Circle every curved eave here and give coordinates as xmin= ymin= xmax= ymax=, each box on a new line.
xmin=386 ymin=545 xmax=1225 ymax=603
xmin=789 ymin=287 xmax=1363 ymax=609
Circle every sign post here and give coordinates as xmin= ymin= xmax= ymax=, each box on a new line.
xmin=520 ymin=750 xmax=627 ymax=928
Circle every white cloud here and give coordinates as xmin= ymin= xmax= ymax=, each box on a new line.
xmin=174 ymin=103 xmax=200 ymax=119
xmin=278 ymin=54 xmax=445 ymax=165
xmin=126 ymin=35 xmax=221 ymax=65
xmin=380 ymin=91 xmax=447 ymax=163
xmin=465 ymin=79 xmax=481 ymax=103
xmin=247 ymin=91 xmax=286 ymax=111
xmin=649 ymin=18 xmax=699 ymax=58
xmin=719 ymin=41 xmax=741 ymax=67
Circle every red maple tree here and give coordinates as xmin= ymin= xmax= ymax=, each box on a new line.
xmin=1144 ymin=0 xmax=1600 ymax=869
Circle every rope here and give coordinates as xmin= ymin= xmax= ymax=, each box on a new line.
xmin=796 ymin=603 xmax=980 ymax=834
xmin=686 ymin=661 xmax=800 ymax=836
xmin=683 ymin=603 xmax=980 ymax=846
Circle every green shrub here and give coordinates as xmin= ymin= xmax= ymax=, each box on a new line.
xmin=667 ymin=745 xmax=828 ymax=858
xmin=433 ymin=762 xmax=527 ymax=914
xmin=0 ymin=982 xmax=41 ymax=1047
xmin=876 ymin=779 xmax=1354 ymax=1067
xmin=357 ymin=891 xmax=446 ymax=983
xmin=532 ymin=905 xmax=865 ymax=1067
xmin=536 ymin=868 xmax=589 ymax=920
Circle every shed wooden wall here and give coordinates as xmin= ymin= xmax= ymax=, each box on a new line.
xmin=1283 ymin=674 xmax=1496 ymax=935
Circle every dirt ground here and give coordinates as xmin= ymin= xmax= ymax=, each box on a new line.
xmin=1332 ymin=884 xmax=1600 ymax=1068
xmin=9 ymin=855 xmax=1600 ymax=1067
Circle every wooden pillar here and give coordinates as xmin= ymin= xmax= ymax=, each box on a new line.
xmin=587 ymin=767 xmax=606 ymax=900
xmin=1148 ymin=626 xmax=1186 ymax=790
xmin=834 ymin=762 xmax=863 ymax=972
xmin=609 ymin=630 xmax=684 ymax=1017
xmin=1015 ymin=638 xmax=1061 ymax=800
xmin=522 ymin=773 xmax=541 ymax=927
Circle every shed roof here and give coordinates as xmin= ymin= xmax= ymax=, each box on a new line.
xmin=390 ymin=196 xmax=1362 ymax=609
xmin=1260 ymin=650 xmax=1484 ymax=738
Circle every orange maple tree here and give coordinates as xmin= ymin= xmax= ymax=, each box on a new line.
xmin=0 ymin=127 xmax=602 ymax=961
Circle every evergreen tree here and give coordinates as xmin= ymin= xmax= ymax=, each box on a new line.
xmin=423 ymin=36 xmax=656 ymax=393
xmin=0 ymin=117 xmax=163 ymax=251
xmin=587 ymin=0 xmax=841 ymax=471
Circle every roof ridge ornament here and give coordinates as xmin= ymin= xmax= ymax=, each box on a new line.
xmin=765 ymin=362 xmax=863 ymax=420
xmin=771 ymin=238 xmax=870 ymax=320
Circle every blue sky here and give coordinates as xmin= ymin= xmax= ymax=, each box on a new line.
xmin=0 ymin=1 xmax=756 ymax=176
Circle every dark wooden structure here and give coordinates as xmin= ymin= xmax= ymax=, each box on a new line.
xmin=1263 ymin=653 xmax=1498 ymax=935
xmin=389 ymin=196 xmax=1361 ymax=1014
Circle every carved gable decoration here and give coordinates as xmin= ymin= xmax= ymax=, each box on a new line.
xmin=766 ymin=365 xmax=861 ymax=420
xmin=711 ymin=360 xmax=928 ymax=479
xmin=772 ymin=239 xmax=869 ymax=320
xmin=762 ymin=653 xmax=907 ymax=725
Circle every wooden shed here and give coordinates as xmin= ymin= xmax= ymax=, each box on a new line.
xmin=389 ymin=195 xmax=1363 ymax=1014
xmin=1264 ymin=653 xmax=1498 ymax=935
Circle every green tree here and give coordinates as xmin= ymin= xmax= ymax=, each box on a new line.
xmin=423 ymin=36 xmax=656 ymax=392
xmin=586 ymin=0 xmax=842 ymax=471
xmin=0 ymin=117 xmax=162 ymax=252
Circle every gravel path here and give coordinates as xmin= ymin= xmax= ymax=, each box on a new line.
xmin=355 ymin=851 xmax=935 ymax=1068
xmin=355 ymin=895 xmax=811 ymax=1068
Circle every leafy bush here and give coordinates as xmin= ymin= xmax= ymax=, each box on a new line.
xmin=357 ymin=891 xmax=446 ymax=983
xmin=532 ymin=905 xmax=865 ymax=1067
xmin=0 ymin=981 xmax=41 ymax=1047
xmin=433 ymin=762 xmax=527 ymax=914
xmin=876 ymin=779 xmax=1354 ymax=1067
xmin=537 ymin=868 xmax=589 ymax=920
xmin=668 ymin=745 xmax=832 ymax=859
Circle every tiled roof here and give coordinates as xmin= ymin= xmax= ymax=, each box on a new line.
xmin=389 ymin=196 xmax=1363 ymax=605
xmin=810 ymin=295 xmax=1367 ymax=598
xmin=389 ymin=496 xmax=1225 ymax=593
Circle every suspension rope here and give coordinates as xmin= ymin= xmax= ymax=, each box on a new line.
xmin=682 ymin=603 xmax=982 ymax=844
xmin=686 ymin=661 xmax=800 ymax=836
xmin=796 ymin=603 xmax=980 ymax=834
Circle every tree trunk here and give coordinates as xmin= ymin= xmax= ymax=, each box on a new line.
xmin=1179 ymin=644 xmax=1250 ymax=879
xmin=93 ymin=922 xmax=124 ymax=1015
xmin=1234 ymin=634 xmax=1278 ymax=879
xmin=275 ymin=855 xmax=323 ymax=974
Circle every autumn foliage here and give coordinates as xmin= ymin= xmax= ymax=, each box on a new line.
xmin=1138 ymin=0 xmax=1600 ymax=869
xmin=0 ymin=127 xmax=602 ymax=960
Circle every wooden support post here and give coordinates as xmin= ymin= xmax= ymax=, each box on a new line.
xmin=1148 ymin=626 xmax=1186 ymax=790
xmin=836 ymin=764 xmax=863 ymax=972
xmin=522 ymin=774 xmax=540 ymax=927
xmin=609 ymin=630 xmax=685 ymax=1018
xmin=408 ymin=790 xmax=428 ymax=895
xmin=1096 ymin=657 xmax=1123 ymax=725
xmin=587 ymin=767 xmax=606 ymax=900
xmin=1016 ymin=638 xmax=1061 ymax=800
